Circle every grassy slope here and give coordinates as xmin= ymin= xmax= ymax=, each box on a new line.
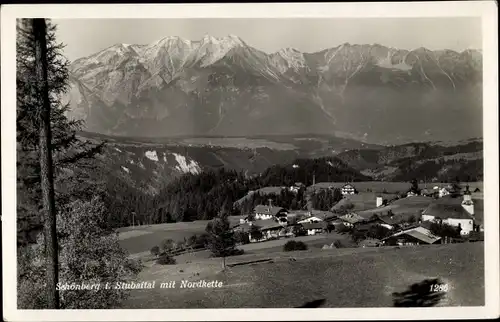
xmin=123 ymin=242 xmax=484 ymax=308
xmin=117 ymin=216 xmax=245 ymax=255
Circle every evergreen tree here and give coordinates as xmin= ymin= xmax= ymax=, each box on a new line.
xmin=31 ymin=17 xmax=59 ymax=309
xmin=16 ymin=19 xmax=140 ymax=310
xmin=205 ymin=206 xmax=238 ymax=269
xmin=17 ymin=18 xmax=104 ymax=245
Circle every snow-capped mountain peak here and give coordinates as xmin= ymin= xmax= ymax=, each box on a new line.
xmin=190 ymin=34 xmax=247 ymax=67
xmin=271 ymin=47 xmax=307 ymax=73
xmin=65 ymin=35 xmax=483 ymax=144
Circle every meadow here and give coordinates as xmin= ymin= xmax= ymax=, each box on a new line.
xmin=122 ymin=242 xmax=484 ymax=308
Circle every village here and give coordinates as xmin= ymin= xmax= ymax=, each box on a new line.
xmin=231 ymin=181 xmax=484 ymax=248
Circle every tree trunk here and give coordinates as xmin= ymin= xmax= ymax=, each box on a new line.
xmin=33 ymin=18 xmax=59 ymax=309
xmin=222 ymin=255 xmax=226 ymax=270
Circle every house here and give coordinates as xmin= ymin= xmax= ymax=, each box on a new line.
xmin=247 ymin=219 xmax=284 ymax=242
xmin=340 ymin=213 xmax=366 ymax=227
xmin=298 ymin=216 xmax=324 ymax=224
xmin=239 ymin=215 xmax=252 ymax=224
xmin=301 ymin=222 xmax=327 ymax=235
xmin=311 ymin=210 xmax=337 ymax=222
xmin=257 ymin=221 xmax=285 ymax=241
xmin=341 ymin=184 xmax=357 ymax=195
xmin=254 ymin=205 xmax=287 ymax=220
xmin=297 ymin=210 xmax=335 ymax=224
xmin=421 ymin=197 xmax=475 ymax=235
xmin=286 ymin=210 xmax=311 ymax=224
xmin=382 ymin=226 xmax=441 ymax=246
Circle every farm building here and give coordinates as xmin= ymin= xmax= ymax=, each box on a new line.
xmin=340 ymin=213 xmax=366 ymax=227
xmin=370 ymin=211 xmax=421 ymax=229
xmin=310 ymin=210 xmax=337 ymax=222
xmin=298 ymin=216 xmax=323 ymax=224
xmin=301 ymin=222 xmax=328 ymax=235
xmin=382 ymin=226 xmax=441 ymax=246
xmin=247 ymin=220 xmax=285 ymax=242
xmin=254 ymin=205 xmax=288 ymax=220
xmin=421 ymin=196 xmax=475 ymax=235
xmin=298 ymin=210 xmax=336 ymax=224
xmin=286 ymin=210 xmax=311 ymax=224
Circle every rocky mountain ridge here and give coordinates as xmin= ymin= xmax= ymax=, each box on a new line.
xmin=65 ymin=35 xmax=483 ymax=144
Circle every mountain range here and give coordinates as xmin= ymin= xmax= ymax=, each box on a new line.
xmin=64 ymin=35 xmax=483 ymax=144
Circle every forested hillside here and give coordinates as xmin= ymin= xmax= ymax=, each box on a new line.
xmin=336 ymin=140 xmax=483 ymax=182
xmin=100 ymin=156 xmax=369 ymax=228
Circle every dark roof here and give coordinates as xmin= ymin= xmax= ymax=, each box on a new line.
xmin=254 ymin=205 xmax=287 ymax=217
xmin=340 ymin=213 xmax=366 ymax=224
xmin=249 ymin=219 xmax=283 ymax=231
xmin=383 ymin=226 xmax=441 ymax=244
xmin=301 ymin=222 xmax=327 ymax=230
xmin=423 ymin=202 xmax=474 ymax=220
xmin=311 ymin=210 xmax=337 ymax=221
xmin=377 ymin=213 xmax=419 ymax=225
xmin=260 ymin=222 xmax=284 ymax=231
xmin=355 ymin=222 xmax=375 ymax=231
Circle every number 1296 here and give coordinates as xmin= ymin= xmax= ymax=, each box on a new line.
xmin=430 ymin=284 xmax=449 ymax=292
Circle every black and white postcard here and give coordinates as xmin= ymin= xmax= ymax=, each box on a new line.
xmin=1 ymin=2 xmax=498 ymax=321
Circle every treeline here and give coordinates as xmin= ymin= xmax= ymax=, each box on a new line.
xmin=310 ymin=188 xmax=343 ymax=211
xmin=239 ymin=188 xmax=308 ymax=215
xmin=391 ymin=158 xmax=483 ymax=182
xmin=100 ymin=156 xmax=368 ymax=227
xmin=259 ymin=157 xmax=371 ymax=187
xmin=154 ymin=168 xmax=252 ymax=222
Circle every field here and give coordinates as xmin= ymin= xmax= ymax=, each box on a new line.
xmin=311 ymin=181 xmax=413 ymax=194
xmin=311 ymin=181 xmax=484 ymax=194
xmin=117 ymin=216 xmax=245 ymax=255
xmin=122 ymin=242 xmax=484 ymax=308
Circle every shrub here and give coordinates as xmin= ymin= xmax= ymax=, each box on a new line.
xmin=150 ymin=246 xmax=160 ymax=257
xmin=18 ymin=197 xmax=142 ymax=309
xmin=187 ymin=233 xmax=209 ymax=249
xmin=234 ymin=230 xmax=250 ymax=244
xmin=333 ymin=240 xmax=343 ymax=248
xmin=283 ymin=240 xmax=308 ymax=252
xmin=161 ymin=238 xmax=176 ymax=253
xmin=156 ymin=253 xmax=176 ymax=265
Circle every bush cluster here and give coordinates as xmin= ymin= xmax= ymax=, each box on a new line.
xmin=283 ymin=240 xmax=308 ymax=252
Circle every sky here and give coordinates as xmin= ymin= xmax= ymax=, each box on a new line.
xmin=52 ymin=18 xmax=482 ymax=62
